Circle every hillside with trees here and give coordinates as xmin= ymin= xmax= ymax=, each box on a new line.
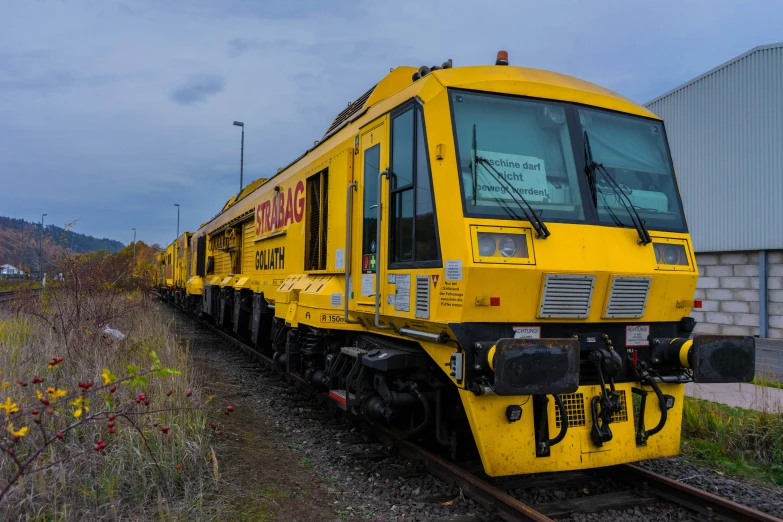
xmin=0 ymin=216 xmax=128 ymax=274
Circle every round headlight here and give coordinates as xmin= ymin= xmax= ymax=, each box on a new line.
xmin=663 ymin=245 xmax=680 ymax=265
xmin=499 ymin=236 xmax=517 ymax=257
xmin=654 ymin=244 xmax=664 ymax=263
xmin=478 ymin=234 xmax=496 ymax=256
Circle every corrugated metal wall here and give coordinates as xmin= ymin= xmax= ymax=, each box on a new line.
xmin=645 ymin=44 xmax=783 ymax=253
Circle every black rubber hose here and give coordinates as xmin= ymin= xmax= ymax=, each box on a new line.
xmin=548 ymin=394 xmax=569 ymax=447
xmin=407 ymin=387 xmax=431 ymax=437
xmin=643 ymin=375 xmax=668 ymax=437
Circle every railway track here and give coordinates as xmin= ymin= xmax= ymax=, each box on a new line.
xmin=0 ymin=288 xmax=42 ymax=304
xmin=160 ymin=296 xmax=781 ymax=522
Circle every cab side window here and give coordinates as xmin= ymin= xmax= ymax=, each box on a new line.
xmin=389 ymin=105 xmax=440 ymax=266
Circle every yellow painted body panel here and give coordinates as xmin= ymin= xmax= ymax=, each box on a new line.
xmin=177 ymin=63 xmax=699 ymax=476
xmin=458 ymin=382 xmax=683 ymax=475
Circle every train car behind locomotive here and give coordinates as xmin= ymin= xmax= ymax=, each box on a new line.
xmin=168 ymin=52 xmax=754 ymax=477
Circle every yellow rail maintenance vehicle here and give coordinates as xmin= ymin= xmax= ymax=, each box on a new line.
xmin=180 ymin=51 xmax=754 ymax=477
xmin=158 ymin=233 xmax=193 ymax=305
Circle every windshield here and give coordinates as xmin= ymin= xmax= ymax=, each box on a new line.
xmin=450 ymin=89 xmax=687 ymax=232
xmin=579 ymin=108 xmax=686 ymax=231
xmin=451 ymin=91 xmax=586 ymax=222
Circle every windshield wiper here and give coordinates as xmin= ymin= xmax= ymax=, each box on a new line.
xmin=475 ymin=156 xmax=551 ymax=239
xmin=583 ymin=132 xmax=652 ymax=246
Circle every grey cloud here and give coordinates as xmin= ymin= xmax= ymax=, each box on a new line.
xmin=170 ymin=75 xmax=226 ymax=105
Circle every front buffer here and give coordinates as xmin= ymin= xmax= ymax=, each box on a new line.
xmin=459 ymin=334 xmax=754 ymax=477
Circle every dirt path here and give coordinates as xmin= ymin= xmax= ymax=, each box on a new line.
xmin=172 ymin=313 xmax=336 ymax=521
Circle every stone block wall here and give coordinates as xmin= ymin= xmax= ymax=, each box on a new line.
xmin=691 ymin=250 xmax=783 ymax=339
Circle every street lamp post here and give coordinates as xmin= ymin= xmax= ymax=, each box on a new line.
xmin=174 ymin=204 xmax=180 ymax=287
xmin=233 ymin=121 xmax=244 ymax=193
xmin=39 ymin=213 xmax=47 ymax=282
xmin=132 ymin=228 xmax=137 ymax=267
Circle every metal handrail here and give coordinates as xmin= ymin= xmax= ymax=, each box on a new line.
xmin=344 ymin=182 xmax=361 ymax=324
xmin=375 ymin=170 xmax=392 ymax=330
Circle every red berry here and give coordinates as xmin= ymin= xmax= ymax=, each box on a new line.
xmin=46 ymin=409 xmax=54 ymax=415
xmin=32 ymin=376 xmax=44 ymax=384
xmin=93 ymin=445 xmax=100 ymax=452
xmin=32 ymin=410 xmax=39 ymax=415
xmin=40 ymin=398 xmax=50 ymax=406
xmin=109 ymin=415 xmax=115 ymax=421
xmin=153 ymin=423 xmax=158 ymax=427
xmin=13 ymin=435 xmax=20 ymax=442
xmin=18 ymin=380 xmax=26 ymax=387
xmin=108 ymin=422 xmax=114 ymax=428
xmin=34 ymin=418 xmax=41 ymax=424
xmin=8 ymin=448 xmax=14 ymax=455
xmin=225 ymin=405 xmax=234 ymax=413
xmin=166 ymin=390 xmax=172 ymax=397
xmin=185 ymin=389 xmax=192 ymax=397
xmin=56 ymin=432 xmax=63 ymax=439
xmin=210 ymin=422 xmax=217 ymax=430
xmin=108 ymin=428 xmax=115 ymax=435
xmin=176 ymin=464 xmax=182 ymax=470
xmin=161 ymin=426 xmax=169 ymax=434
xmin=110 ymin=385 xmax=116 ymax=393
xmin=144 ymin=399 xmax=150 ymax=406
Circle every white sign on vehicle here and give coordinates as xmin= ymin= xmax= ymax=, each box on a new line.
xmin=513 ymin=326 xmax=541 ymax=339
xmin=476 ymin=150 xmax=549 ymax=202
xmin=626 ymin=324 xmax=650 ymax=346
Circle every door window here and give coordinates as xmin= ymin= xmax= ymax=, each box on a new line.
xmin=362 ymin=144 xmax=381 ymax=272
xmin=390 ymin=105 xmax=440 ymax=266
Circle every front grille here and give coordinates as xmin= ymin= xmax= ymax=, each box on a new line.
xmin=538 ymin=274 xmax=595 ymax=319
xmin=554 ymin=390 xmax=628 ymax=428
xmin=556 ymin=393 xmax=586 ymax=428
xmin=604 ymin=276 xmax=652 ymax=318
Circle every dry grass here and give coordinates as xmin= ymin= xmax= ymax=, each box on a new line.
xmin=0 ymin=257 xmax=214 ymax=519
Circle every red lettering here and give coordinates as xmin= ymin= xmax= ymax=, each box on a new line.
xmin=272 ymin=196 xmax=279 ymax=230
xmin=277 ymin=193 xmax=285 ymax=227
xmin=294 ymin=181 xmax=305 ymax=222
xmin=255 ymin=205 xmax=263 ymax=235
xmin=285 ymin=188 xmax=294 ymax=225
xmin=264 ymin=201 xmax=272 ymax=232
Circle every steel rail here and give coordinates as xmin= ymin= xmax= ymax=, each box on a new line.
xmin=611 ymin=464 xmax=782 ymax=522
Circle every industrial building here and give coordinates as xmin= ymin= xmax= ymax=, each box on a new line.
xmin=645 ymin=43 xmax=783 ymax=339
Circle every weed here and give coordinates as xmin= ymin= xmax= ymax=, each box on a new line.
xmin=363 ymin=508 xmax=374 ymax=516
xmin=336 ymin=509 xmax=349 ymax=520
xmin=299 ymin=456 xmax=313 ymax=469
xmin=681 ymin=397 xmax=783 ymax=485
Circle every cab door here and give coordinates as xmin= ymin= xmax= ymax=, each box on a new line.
xmin=350 ymin=119 xmax=389 ymax=323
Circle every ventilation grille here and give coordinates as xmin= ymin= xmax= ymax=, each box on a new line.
xmin=539 ymin=274 xmax=595 ymax=318
xmin=612 ymin=390 xmax=629 ymax=423
xmin=415 ymin=276 xmax=430 ymax=319
xmin=554 ymin=390 xmax=628 ymax=428
xmin=324 ymin=85 xmax=376 ymax=137
xmin=555 ymin=393 xmax=586 ymax=428
xmin=604 ymin=276 xmax=652 ymax=318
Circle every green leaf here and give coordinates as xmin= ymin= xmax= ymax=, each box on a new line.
xmin=149 ymin=350 xmax=162 ymax=370
xmin=129 ymin=375 xmax=148 ymax=388
xmin=127 ymin=365 xmax=141 ymax=376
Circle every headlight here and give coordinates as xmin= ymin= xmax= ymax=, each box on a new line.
xmin=478 ymin=233 xmax=496 ymax=256
xmin=653 ymin=242 xmax=688 ymax=266
xmin=499 ymin=236 xmax=517 ymax=257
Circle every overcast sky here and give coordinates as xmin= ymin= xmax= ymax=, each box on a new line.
xmin=1 ymin=0 xmax=780 ymax=247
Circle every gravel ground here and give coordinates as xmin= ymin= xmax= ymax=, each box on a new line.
xmin=637 ymin=457 xmax=783 ymax=518
xmin=167 ymin=306 xmax=783 ymax=521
